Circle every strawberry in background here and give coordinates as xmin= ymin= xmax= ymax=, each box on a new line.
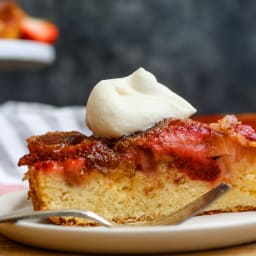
xmin=0 ymin=0 xmax=59 ymax=44
xmin=20 ymin=16 xmax=59 ymax=44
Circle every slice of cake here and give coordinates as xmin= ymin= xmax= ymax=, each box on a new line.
xmin=18 ymin=68 xmax=256 ymax=226
xmin=18 ymin=114 xmax=256 ymax=226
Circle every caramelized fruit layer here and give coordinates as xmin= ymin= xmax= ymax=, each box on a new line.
xmin=19 ymin=116 xmax=256 ymax=184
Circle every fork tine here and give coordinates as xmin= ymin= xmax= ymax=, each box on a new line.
xmin=146 ymin=182 xmax=231 ymax=226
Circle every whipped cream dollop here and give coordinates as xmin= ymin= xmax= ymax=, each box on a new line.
xmin=86 ymin=67 xmax=196 ymax=137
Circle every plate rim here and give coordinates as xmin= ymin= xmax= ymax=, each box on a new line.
xmin=0 ymin=39 xmax=55 ymax=64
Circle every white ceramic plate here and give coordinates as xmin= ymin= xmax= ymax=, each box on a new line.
xmin=0 ymin=39 xmax=55 ymax=69
xmin=0 ymin=191 xmax=256 ymax=254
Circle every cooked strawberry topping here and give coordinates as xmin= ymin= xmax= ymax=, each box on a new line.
xmin=18 ymin=116 xmax=256 ymax=183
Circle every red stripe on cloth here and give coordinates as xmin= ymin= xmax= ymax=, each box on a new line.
xmin=0 ymin=184 xmax=27 ymax=195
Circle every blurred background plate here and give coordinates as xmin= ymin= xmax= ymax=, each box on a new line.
xmin=0 ymin=39 xmax=55 ymax=70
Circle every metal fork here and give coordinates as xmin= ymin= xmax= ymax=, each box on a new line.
xmin=0 ymin=183 xmax=231 ymax=227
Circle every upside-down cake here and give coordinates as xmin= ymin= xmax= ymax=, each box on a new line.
xmin=18 ymin=114 xmax=256 ymax=226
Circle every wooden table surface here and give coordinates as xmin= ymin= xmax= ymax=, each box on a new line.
xmin=1 ymin=232 xmax=256 ymax=256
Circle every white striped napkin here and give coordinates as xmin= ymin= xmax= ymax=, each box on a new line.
xmin=0 ymin=101 xmax=91 ymax=188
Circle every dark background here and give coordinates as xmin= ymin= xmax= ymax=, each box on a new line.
xmin=1 ymin=0 xmax=256 ymax=114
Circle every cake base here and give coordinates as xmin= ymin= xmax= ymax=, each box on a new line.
xmin=26 ymin=161 xmax=256 ymax=226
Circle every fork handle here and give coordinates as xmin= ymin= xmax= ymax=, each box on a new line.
xmin=0 ymin=209 xmax=112 ymax=227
